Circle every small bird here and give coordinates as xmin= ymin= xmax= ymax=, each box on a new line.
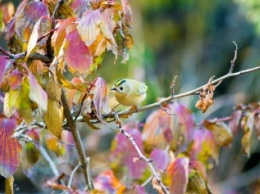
xmin=111 ymin=78 xmax=147 ymax=107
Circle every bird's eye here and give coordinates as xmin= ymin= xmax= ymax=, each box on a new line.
xmin=119 ymin=86 xmax=123 ymax=90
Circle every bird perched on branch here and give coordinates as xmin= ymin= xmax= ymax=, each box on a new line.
xmin=111 ymin=79 xmax=147 ymax=107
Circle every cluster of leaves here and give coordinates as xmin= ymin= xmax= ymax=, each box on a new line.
xmin=0 ymin=0 xmax=260 ymax=193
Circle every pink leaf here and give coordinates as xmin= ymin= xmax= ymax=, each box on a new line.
xmin=167 ymin=157 xmax=189 ymax=194
xmin=91 ymin=77 xmax=110 ymax=120
xmin=0 ymin=117 xmax=22 ymax=178
xmin=52 ymin=18 xmax=77 ymax=57
xmin=64 ymin=28 xmax=92 ymax=73
xmin=15 ymin=1 xmax=49 ymax=39
xmin=26 ymin=16 xmax=52 ymax=58
xmin=190 ymin=129 xmax=219 ymax=163
xmin=94 ymin=170 xmax=125 ymax=193
xmin=77 ymin=10 xmax=102 ymax=46
xmin=172 ymin=103 xmax=195 ymax=141
xmin=28 ymin=72 xmax=48 ymax=111
xmin=150 ymin=148 xmax=169 ymax=170
xmin=0 ymin=55 xmax=9 ymax=85
xmin=110 ymin=123 xmax=146 ymax=179
xmin=229 ymin=110 xmax=242 ymax=134
xmin=121 ymin=0 xmax=133 ymax=27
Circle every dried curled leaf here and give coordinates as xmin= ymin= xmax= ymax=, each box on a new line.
xmin=195 ymin=77 xmax=220 ymax=113
xmin=152 ymin=176 xmax=164 ymax=194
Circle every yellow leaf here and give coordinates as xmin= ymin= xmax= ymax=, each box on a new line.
xmin=46 ymin=76 xmax=62 ymax=101
xmin=44 ymin=99 xmax=64 ymax=138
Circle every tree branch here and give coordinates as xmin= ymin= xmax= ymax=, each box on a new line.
xmin=61 ymin=90 xmax=94 ymax=191
xmin=52 ymin=0 xmax=64 ymax=19
xmin=100 ymin=65 xmax=260 ymax=122
xmin=114 ymin=114 xmax=169 ymax=194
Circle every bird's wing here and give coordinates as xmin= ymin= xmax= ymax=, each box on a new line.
xmin=133 ymin=83 xmax=147 ymax=96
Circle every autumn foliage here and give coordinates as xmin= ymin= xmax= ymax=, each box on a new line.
xmin=0 ymin=0 xmax=260 ymax=193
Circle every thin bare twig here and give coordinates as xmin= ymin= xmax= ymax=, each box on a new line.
xmin=61 ymin=90 xmax=94 ymax=191
xmin=39 ymin=145 xmax=60 ymax=177
xmin=114 ymin=113 xmax=169 ymax=194
xmin=68 ymin=163 xmax=81 ymax=189
xmin=101 ymin=65 xmax=260 ymax=121
xmin=229 ymin=41 xmax=238 ymax=73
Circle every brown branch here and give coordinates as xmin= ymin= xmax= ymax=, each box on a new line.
xmin=101 ymin=65 xmax=260 ymax=121
xmin=61 ymin=90 xmax=94 ymax=191
xmin=52 ymin=0 xmax=64 ymax=19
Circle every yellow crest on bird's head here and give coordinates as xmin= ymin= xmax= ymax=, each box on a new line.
xmin=114 ymin=79 xmax=126 ymax=86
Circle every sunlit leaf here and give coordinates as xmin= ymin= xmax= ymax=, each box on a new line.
xmin=142 ymin=105 xmax=173 ymax=152
xmin=44 ymin=99 xmax=64 ymax=138
xmin=94 ymin=170 xmax=126 ymax=193
xmin=52 ymin=18 xmax=77 ymax=57
xmin=241 ymin=113 xmax=254 ymax=156
xmin=77 ymin=10 xmax=102 ymax=46
xmin=8 ymin=79 xmax=33 ymax=124
xmin=91 ymin=77 xmax=110 ymax=120
xmin=203 ymin=120 xmax=233 ymax=147
xmin=15 ymin=1 xmax=50 ymax=51
xmin=167 ymin=157 xmax=189 ymax=194
xmin=100 ymin=8 xmax=117 ymax=46
xmin=28 ymin=72 xmax=48 ymax=112
xmin=150 ymin=148 xmax=169 ymax=170
xmin=110 ymin=123 xmax=146 ymax=179
xmin=121 ymin=0 xmax=132 ymax=27
xmin=64 ymin=28 xmax=92 ymax=73
xmin=0 ymin=55 xmax=9 ymax=86
xmin=71 ymin=0 xmax=89 ymax=18
xmin=1 ymin=3 xmax=15 ymax=24
xmin=26 ymin=16 xmax=52 ymax=59
xmin=46 ymin=76 xmax=62 ymax=102
xmin=0 ymin=117 xmax=22 ymax=178
xmin=56 ymin=70 xmax=85 ymax=92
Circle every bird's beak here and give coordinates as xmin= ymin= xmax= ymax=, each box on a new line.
xmin=111 ymin=87 xmax=117 ymax=91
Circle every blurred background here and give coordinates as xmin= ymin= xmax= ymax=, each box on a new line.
xmin=1 ymin=0 xmax=260 ymax=193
